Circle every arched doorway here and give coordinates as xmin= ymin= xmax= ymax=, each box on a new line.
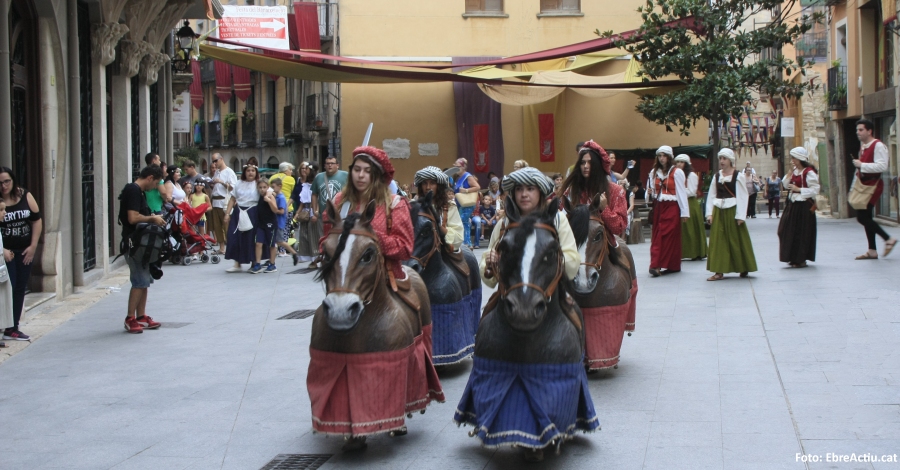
xmin=9 ymin=0 xmax=43 ymax=208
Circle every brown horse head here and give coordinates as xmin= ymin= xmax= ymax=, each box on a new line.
xmin=315 ymin=200 xmax=383 ymax=331
xmin=495 ymin=196 xmax=566 ymax=332
xmin=564 ymin=195 xmax=609 ymax=295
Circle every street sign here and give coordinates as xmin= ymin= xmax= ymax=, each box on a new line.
xmin=217 ymin=5 xmax=290 ymax=50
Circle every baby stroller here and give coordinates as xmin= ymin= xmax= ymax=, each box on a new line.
xmin=168 ymin=201 xmax=220 ymax=265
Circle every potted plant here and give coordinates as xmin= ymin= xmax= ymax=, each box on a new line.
xmin=223 ymin=112 xmax=237 ymax=138
xmin=242 ymin=108 xmax=256 ymax=123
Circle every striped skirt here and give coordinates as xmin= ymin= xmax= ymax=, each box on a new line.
xmin=583 ymin=303 xmax=628 ymax=370
xmin=431 ymin=287 xmax=483 ymax=365
xmin=454 ymin=356 xmax=600 ymax=449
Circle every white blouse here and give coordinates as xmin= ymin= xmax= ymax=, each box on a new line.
xmin=686 ymin=172 xmax=699 ymax=198
xmin=647 ymin=167 xmax=690 ymax=217
xmin=781 ymin=169 xmax=820 ymax=202
xmin=170 ymin=183 xmax=186 ymax=204
xmin=705 ymin=170 xmax=749 ymax=220
xmin=231 ymin=180 xmax=260 ymax=208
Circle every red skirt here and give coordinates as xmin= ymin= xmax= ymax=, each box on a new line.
xmin=308 ymin=333 xmax=444 ymax=437
xmin=582 ymin=303 xmax=628 ymax=370
xmin=650 ymin=200 xmax=682 ymax=271
xmin=625 ymin=278 xmax=638 ymax=333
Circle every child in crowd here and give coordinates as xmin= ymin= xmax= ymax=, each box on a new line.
xmin=250 ymin=179 xmax=281 ymax=274
xmin=269 ymin=178 xmax=300 ymax=266
xmin=188 ymin=182 xmax=211 ymax=235
xmin=472 ymin=194 xmax=497 ymax=243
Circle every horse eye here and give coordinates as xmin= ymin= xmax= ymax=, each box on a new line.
xmin=593 ymin=231 xmax=603 ymax=242
xmin=360 ymin=249 xmax=375 ymax=264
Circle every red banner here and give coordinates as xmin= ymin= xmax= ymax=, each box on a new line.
xmin=473 ymin=124 xmax=489 ymax=173
xmin=293 ymin=2 xmax=322 ymax=63
xmin=190 ymin=60 xmax=203 ymax=109
xmin=539 ymin=113 xmax=555 ymax=162
xmin=214 ymin=61 xmax=232 ymax=103
xmin=233 ymin=65 xmax=252 ymax=102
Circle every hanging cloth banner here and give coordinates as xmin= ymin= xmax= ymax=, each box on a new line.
xmin=883 ymin=0 xmax=897 ymax=24
xmin=293 ymin=2 xmax=322 ymax=64
xmin=214 ymin=61 xmax=233 ymax=103
xmin=190 ymin=60 xmax=204 ymax=109
xmin=473 ymin=124 xmax=490 ymax=173
xmin=538 ymin=114 xmax=555 ymax=162
xmin=233 ymin=65 xmax=252 ymax=102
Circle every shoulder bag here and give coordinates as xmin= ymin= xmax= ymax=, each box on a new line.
xmin=848 ymin=172 xmax=877 ymax=210
xmin=454 ymin=172 xmax=479 ymax=207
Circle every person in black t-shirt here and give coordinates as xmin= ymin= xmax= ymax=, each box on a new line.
xmin=119 ymin=165 xmax=166 ymax=334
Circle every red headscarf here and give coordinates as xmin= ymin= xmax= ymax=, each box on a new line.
xmin=579 ymin=140 xmax=611 ymax=175
xmin=351 ymin=146 xmax=395 ymax=185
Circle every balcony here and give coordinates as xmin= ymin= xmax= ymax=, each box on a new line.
xmin=241 ymin=116 xmax=257 ymax=147
xmin=305 ymin=93 xmax=328 ymax=130
xmin=222 ymin=120 xmax=238 ymax=147
xmin=827 ymin=66 xmax=848 ymax=111
xmin=261 ymin=112 xmax=277 ymax=145
xmin=317 ymin=2 xmax=338 ymax=40
xmin=795 ymin=32 xmax=827 ymax=61
xmin=208 ymin=121 xmax=221 ymax=148
xmin=283 ymin=105 xmax=302 ymax=138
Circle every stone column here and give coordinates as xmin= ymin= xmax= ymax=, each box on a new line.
xmin=110 ymin=75 xmax=131 ymax=255
xmin=91 ymin=60 xmax=109 ymax=273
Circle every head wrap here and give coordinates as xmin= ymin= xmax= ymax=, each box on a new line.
xmin=717 ymin=148 xmax=736 ymax=163
xmin=490 ymin=176 xmax=500 ymax=184
xmin=501 ymin=168 xmax=554 ymax=197
xmin=414 ymin=166 xmax=449 ymax=186
xmin=674 ymin=154 xmax=691 ymax=164
xmin=656 ymin=145 xmax=674 ymax=157
xmin=578 ymin=139 xmax=611 ymax=175
xmin=789 ymin=147 xmax=809 ymax=162
xmin=352 ymin=146 xmax=395 ymax=184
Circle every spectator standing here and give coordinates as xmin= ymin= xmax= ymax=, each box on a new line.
xmin=743 ymin=162 xmax=760 ymax=219
xmin=0 ymin=166 xmax=42 ymax=341
xmin=249 ymin=179 xmax=281 ymax=274
xmin=453 ymin=158 xmax=481 ymax=250
xmin=209 ymin=153 xmax=237 ymax=254
xmin=513 ymin=160 xmax=528 ymax=171
xmin=189 ymin=182 xmax=211 ymax=235
xmin=118 ymin=165 xmax=165 ymax=334
xmin=705 ymin=149 xmax=758 ymax=280
xmin=291 ymin=162 xmax=322 ymax=266
xmin=766 ymin=170 xmax=783 ymax=218
xmin=224 ymin=164 xmax=261 ymax=273
xmin=0 ymin=201 xmax=14 ymax=348
xmin=269 ymin=162 xmax=296 ymax=253
xmin=608 ymin=152 xmax=634 ymax=185
xmin=311 ymin=155 xmax=349 ymax=248
xmin=269 ymin=178 xmax=298 ymax=265
xmin=165 ymin=167 xmax=186 ymax=205
xmin=143 ymin=153 xmax=171 ymax=214
xmin=178 ymin=160 xmax=201 ymax=187
xmin=852 ymin=119 xmax=897 ymax=259
xmin=778 ymin=147 xmax=820 ymax=268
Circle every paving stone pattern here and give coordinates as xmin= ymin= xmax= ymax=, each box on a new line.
xmin=0 ymin=218 xmax=898 ymax=469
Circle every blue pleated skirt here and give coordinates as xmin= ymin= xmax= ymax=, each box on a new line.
xmin=454 ymin=356 xmax=600 ymax=449
xmin=431 ymin=287 xmax=482 ymax=365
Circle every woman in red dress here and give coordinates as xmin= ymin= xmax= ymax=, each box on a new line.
xmin=557 ymin=140 xmax=628 ymax=237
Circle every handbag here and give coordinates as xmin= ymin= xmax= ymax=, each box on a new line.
xmin=455 ymin=191 xmax=479 ymax=208
xmin=848 ymin=174 xmax=877 ymax=210
xmin=237 ymin=207 xmax=254 ymax=232
xmin=296 ymin=205 xmax=311 ymax=222
xmin=0 ymin=265 xmax=8 ymax=284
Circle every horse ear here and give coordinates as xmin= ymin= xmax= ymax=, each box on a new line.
xmin=590 ymin=193 xmax=602 ymax=213
xmin=325 ymin=200 xmax=340 ymax=226
xmin=423 ymin=190 xmax=434 ymax=207
xmin=544 ymin=196 xmax=560 ymax=223
xmin=505 ymin=195 xmax=521 ymax=223
xmin=361 ymin=199 xmax=378 ymax=226
xmin=561 ymin=195 xmax=572 ymax=215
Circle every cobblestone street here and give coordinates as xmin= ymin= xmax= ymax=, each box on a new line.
xmin=1 ymin=217 xmax=899 ymax=469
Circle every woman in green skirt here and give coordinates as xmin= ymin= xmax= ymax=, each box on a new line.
xmin=704 ymin=148 xmax=758 ymax=281
xmin=674 ymin=154 xmax=707 ymax=260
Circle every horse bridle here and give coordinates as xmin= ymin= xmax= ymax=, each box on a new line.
xmin=323 ymin=227 xmax=385 ymax=305
xmin=493 ymin=222 xmax=566 ymax=301
xmin=410 ymin=209 xmax=442 ymax=269
xmin=580 ymin=215 xmax=610 ymax=271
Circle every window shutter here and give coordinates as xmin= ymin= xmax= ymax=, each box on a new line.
xmin=540 ymin=0 xmax=560 ymax=11
xmin=561 ymin=0 xmax=580 ymax=10
xmin=485 ymin=0 xmax=503 ymax=11
xmin=466 ymin=0 xmax=484 ymax=12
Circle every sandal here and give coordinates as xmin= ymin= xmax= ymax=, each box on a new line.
xmin=884 ymin=239 xmax=897 ymax=258
xmin=855 ymin=253 xmax=879 ymax=260
xmin=740 ymin=272 xmax=749 ymax=278
xmin=794 ymin=262 xmax=808 ymax=268
xmin=707 ymin=273 xmax=724 ymax=281
xmin=649 ymin=268 xmax=661 ymax=278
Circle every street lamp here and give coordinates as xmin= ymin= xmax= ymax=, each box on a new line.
xmin=171 ymin=20 xmax=196 ymax=73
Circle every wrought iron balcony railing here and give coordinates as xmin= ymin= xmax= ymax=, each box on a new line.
xmin=827 ymin=65 xmax=848 ymax=111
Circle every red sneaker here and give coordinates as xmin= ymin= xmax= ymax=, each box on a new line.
xmin=136 ymin=315 xmax=161 ymax=330
xmin=124 ymin=318 xmax=143 ymax=334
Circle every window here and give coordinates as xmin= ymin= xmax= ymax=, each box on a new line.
xmin=465 ymin=0 xmax=504 ymax=14
xmin=540 ymin=0 xmax=580 ymax=13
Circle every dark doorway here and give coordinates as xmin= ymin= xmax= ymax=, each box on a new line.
xmin=9 ymin=0 xmax=43 ymax=210
xmin=77 ymin=0 xmax=96 ymax=271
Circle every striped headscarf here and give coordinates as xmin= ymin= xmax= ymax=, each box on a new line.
xmin=501 ymin=167 xmax=554 ymax=197
xmin=414 ymin=166 xmax=449 ymax=186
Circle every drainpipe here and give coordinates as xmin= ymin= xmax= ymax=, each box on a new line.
xmin=68 ymin=0 xmax=84 ymax=287
xmin=0 ymin=0 xmax=12 ymax=169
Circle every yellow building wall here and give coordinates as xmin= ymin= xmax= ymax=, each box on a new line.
xmin=339 ymin=0 xmax=709 ymax=185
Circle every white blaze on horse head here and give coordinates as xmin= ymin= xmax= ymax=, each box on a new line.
xmin=520 ymin=232 xmax=538 ymax=292
xmin=338 ymin=234 xmax=357 ymax=287
xmin=577 ymin=239 xmax=588 ymax=281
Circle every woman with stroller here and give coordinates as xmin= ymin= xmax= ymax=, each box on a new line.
xmin=223 ymin=164 xmax=261 ymax=273
xmin=164 ymin=167 xmax=186 ymax=205
xmin=291 ymin=161 xmax=322 ymax=267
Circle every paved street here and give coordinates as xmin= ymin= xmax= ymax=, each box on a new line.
xmin=1 ymin=217 xmax=899 ymax=470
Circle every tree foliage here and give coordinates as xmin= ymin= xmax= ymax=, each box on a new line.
xmin=600 ymin=0 xmax=822 ymax=148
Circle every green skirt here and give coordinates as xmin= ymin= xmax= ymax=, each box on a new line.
xmin=681 ymin=197 xmax=708 ymax=260
xmin=707 ymin=205 xmax=758 ymax=274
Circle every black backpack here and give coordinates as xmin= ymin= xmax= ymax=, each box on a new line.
xmin=126 ymin=223 xmax=169 ymax=267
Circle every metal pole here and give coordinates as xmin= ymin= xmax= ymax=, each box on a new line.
xmin=68 ymin=0 xmax=84 ymax=286
xmin=0 ymin=0 xmax=13 ymax=169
